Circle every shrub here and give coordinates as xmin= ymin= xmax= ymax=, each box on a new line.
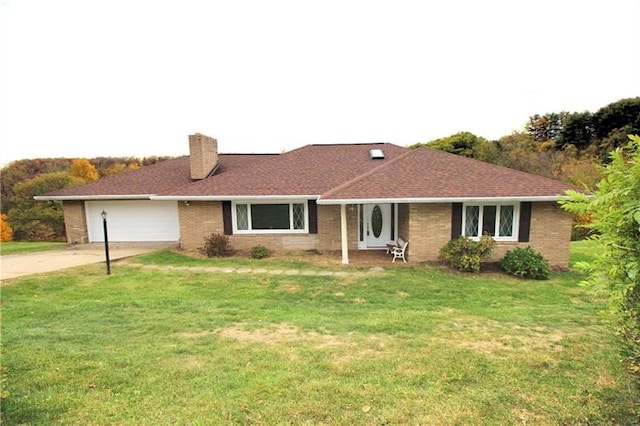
xmin=501 ymin=246 xmax=551 ymax=280
xmin=561 ymin=135 xmax=640 ymax=380
xmin=199 ymin=232 xmax=233 ymax=258
xmin=440 ymin=234 xmax=496 ymax=272
xmin=250 ymin=245 xmax=270 ymax=259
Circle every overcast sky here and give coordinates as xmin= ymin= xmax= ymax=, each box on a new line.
xmin=1 ymin=0 xmax=639 ymax=166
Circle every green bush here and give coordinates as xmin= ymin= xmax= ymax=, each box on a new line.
xmin=440 ymin=234 xmax=496 ymax=272
xmin=199 ymin=232 xmax=233 ymax=258
xmin=561 ymin=135 xmax=640 ymax=380
xmin=501 ymin=246 xmax=551 ymax=280
xmin=250 ymin=245 xmax=270 ymax=259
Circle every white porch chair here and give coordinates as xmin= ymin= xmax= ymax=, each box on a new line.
xmin=390 ymin=238 xmax=408 ymax=263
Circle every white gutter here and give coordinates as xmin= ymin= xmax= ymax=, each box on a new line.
xmin=35 ymin=194 xmax=577 ymax=203
xmin=316 ymin=195 xmax=569 ymax=205
xmin=34 ymin=194 xmax=155 ymax=201
xmin=150 ymin=195 xmax=319 ymax=201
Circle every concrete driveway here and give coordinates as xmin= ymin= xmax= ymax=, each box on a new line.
xmin=0 ymin=243 xmax=175 ymax=281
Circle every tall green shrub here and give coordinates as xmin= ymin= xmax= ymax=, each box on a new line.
xmin=440 ymin=234 xmax=496 ymax=272
xmin=560 ymin=134 xmax=640 ymax=380
xmin=501 ymin=247 xmax=551 ymax=280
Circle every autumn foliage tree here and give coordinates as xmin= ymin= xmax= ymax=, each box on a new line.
xmin=69 ymin=158 xmax=99 ymax=182
xmin=0 ymin=214 xmax=13 ymax=242
xmin=1 ymin=157 xmax=156 ymax=214
xmin=101 ymin=162 xmax=140 ymax=177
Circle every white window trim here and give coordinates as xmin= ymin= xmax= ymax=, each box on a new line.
xmin=231 ymin=200 xmax=309 ymax=234
xmin=462 ymin=202 xmax=519 ymax=242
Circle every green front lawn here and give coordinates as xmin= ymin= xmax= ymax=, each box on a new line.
xmin=1 ymin=242 xmax=637 ymax=424
xmin=568 ymin=238 xmax=599 ymax=264
xmin=0 ymin=241 xmax=66 ymax=255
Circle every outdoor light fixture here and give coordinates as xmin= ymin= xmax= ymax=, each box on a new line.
xmin=101 ymin=210 xmax=111 ymax=275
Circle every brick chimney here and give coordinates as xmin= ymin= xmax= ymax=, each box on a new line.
xmin=189 ymin=133 xmax=218 ymax=180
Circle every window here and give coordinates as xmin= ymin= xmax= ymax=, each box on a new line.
xmin=463 ymin=203 xmax=517 ymax=240
xmin=233 ymin=201 xmax=307 ymax=233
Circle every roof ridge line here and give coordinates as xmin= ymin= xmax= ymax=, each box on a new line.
xmin=309 ymin=142 xmax=389 ymax=147
xmin=319 ymin=148 xmax=416 ymax=201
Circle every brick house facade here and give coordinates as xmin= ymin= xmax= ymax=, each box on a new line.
xmin=62 ymin=198 xmax=573 ymax=267
xmin=41 ymin=134 xmax=582 ymax=268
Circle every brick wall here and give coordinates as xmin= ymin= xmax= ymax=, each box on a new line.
xmin=177 ymin=202 xmax=355 ymax=252
xmin=405 ymin=203 xmax=452 ymax=263
xmin=177 ymin=201 xmax=223 ymax=250
xmin=312 ymin=204 xmax=360 ymax=251
xmin=176 ymin=200 xmax=573 ymax=267
xmin=402 ymin=201 xmax=573 ymax=268
xmin=489 ymin=201 xmax=573 ymax=268
xmin=62 ymin=200 xmax=88 ymax=244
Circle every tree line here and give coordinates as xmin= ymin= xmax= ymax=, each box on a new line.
xmin=411 ymin=97 xmax=640 ymax=191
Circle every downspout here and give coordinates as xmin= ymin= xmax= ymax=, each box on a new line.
xmin=340 ymin=204 xmax=349 ymax=264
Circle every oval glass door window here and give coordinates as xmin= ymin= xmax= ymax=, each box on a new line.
xmin=371 ymin=205 xmax=383 ymax=238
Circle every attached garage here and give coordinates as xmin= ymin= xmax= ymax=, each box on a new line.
xmin=85 ymin=200 xmax=179 ymax=242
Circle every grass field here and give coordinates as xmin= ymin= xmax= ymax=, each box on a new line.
xmin=0 ymin=241 xmax=66 ymax=256
xmin=1 ymin=240 xmax=637 ymax=424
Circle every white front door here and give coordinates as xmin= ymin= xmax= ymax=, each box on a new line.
xmin=362 ymin=204 xmax=392 ymax=248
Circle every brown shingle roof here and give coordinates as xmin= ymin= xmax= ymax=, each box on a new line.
xmin=41 ymin=154 xmax=276 ymax=198
xmin=159 ymin=143 xmax=409 ymax=197
xmin=40 ymin=143 xmax=581 ymax=201
xmin=318 ymin=147 xmax=581 ymax=202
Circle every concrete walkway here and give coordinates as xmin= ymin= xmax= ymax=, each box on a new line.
xmin=0 ymin=243 xmax=174 ymax=281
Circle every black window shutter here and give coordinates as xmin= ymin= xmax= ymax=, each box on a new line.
xmin=222 ymin=201 xmax=233 ymax=235
xmin=518 ymin=202 xmax=532 ymax=242
xmin=308 ymin=200 xmax=318 ymax=234
xmin=451 ymin=203 xmax=463 ymax=239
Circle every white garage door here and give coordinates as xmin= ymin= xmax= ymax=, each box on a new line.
xmin=86 ymin=200 xmax=179 ymax=242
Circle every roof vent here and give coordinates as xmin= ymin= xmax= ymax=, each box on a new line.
xmin=369 ymin=148 xmax=385 ymax=160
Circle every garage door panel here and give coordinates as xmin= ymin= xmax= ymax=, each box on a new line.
xmin=86 ymin=201 xmax=179 ymax=242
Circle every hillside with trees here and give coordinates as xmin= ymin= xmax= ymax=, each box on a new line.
xmin=0 ymin=156 xmax=172 ymax=241
xmin=411 ymin=97 xmax=640 ymax=191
